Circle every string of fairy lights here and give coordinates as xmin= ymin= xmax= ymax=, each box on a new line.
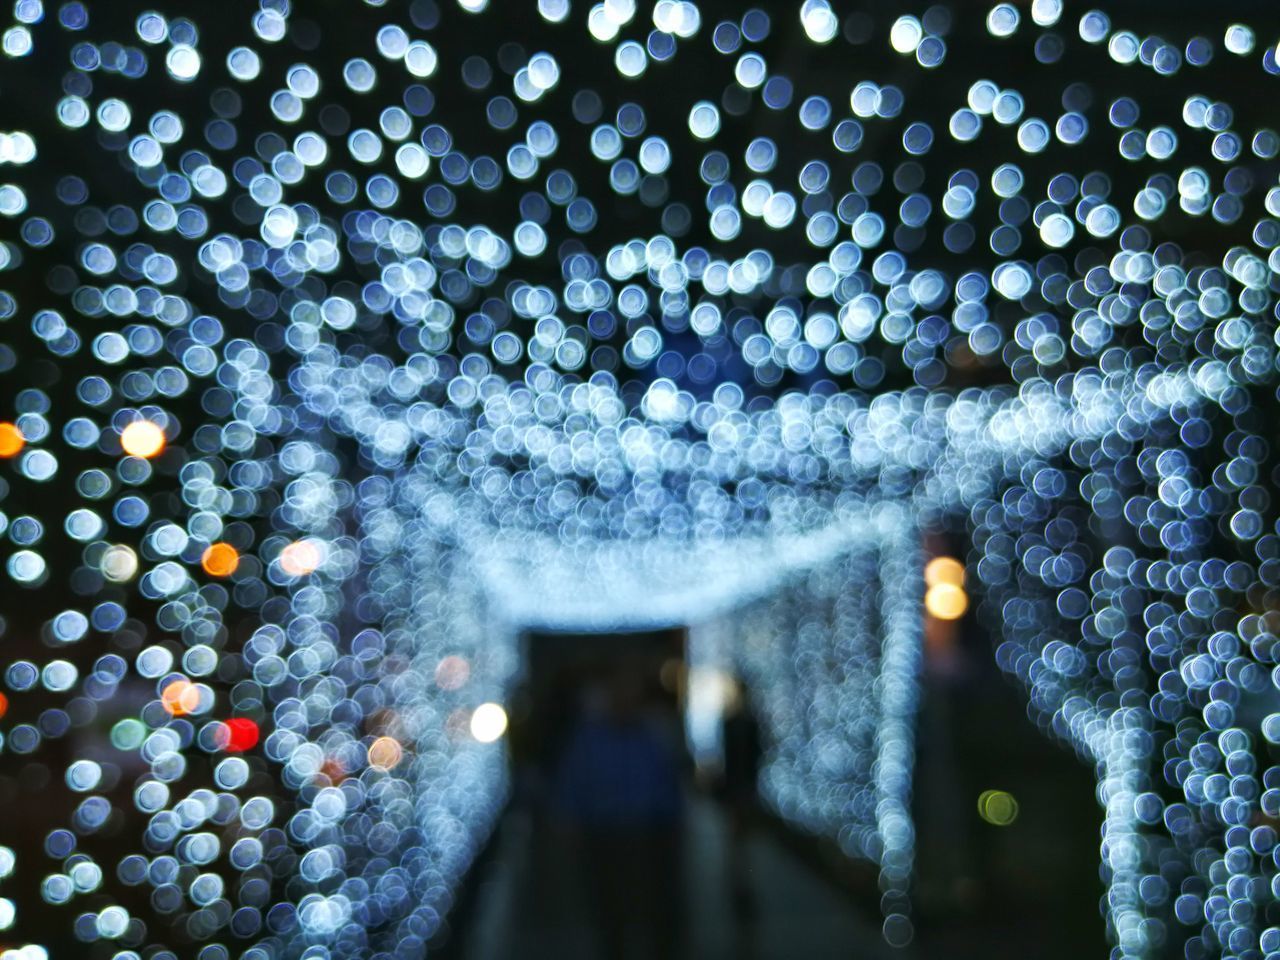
xmin=0 ymin=0 xmax=1278 ymax=956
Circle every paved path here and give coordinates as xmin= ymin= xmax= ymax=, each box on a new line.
xmin=447 ymin=793 xmax=903 ymax=960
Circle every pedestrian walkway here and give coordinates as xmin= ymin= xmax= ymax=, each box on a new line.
xmin=444 ymin=792 xmax=903 ymax=960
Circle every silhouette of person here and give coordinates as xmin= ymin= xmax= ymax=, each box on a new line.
xmin=718 ymin=681 xmax=763 ymax=918
xmin=552 ymin=666 xmax=685 ymax=959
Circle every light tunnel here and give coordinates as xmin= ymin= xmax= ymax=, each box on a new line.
xmin=0 ymin=1 xmax=1278 ymax=958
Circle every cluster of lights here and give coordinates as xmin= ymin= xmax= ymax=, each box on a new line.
xmin=0 ymin=1 xmax=1278 ymax=957
xmin=685 ymin=508 xmax=921 ymax=942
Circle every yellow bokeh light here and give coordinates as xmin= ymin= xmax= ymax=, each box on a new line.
xmin=924 ymin=556 xmax=965 ymax=588
xmin=978 ymin=789 xmax=1019 ymax=826
xmin=368 ymin=736 xmax=403 ymax=770
xmin=925 ymin=582 xmax=968 ymax=620
xmin=101 ymin=544 xmax=139 ymax=582
xmin=120 ymin=420 xmax=166 ymax=458
xmin=469 ymin=702 xmax=508 ymax=743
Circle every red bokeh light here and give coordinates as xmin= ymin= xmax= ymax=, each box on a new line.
xmin=223 ymin=718 xmax=260 ymax=752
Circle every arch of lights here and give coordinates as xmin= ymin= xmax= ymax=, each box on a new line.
xmin=0 ymin=1 xmax=1278 ymax=957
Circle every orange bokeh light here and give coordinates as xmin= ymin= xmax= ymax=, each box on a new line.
xmin=161 ymin=679 xmax=200 ymax=716
xmin=0 ymin=691 xmax=8 ymax=720
xmin=318 ymin=757 xmax=348 ymax=785
xmin=120 ymin=420 xmax=166 ymax=458
xmin=279 ymin=538 xmax=323 ymax=576
xmin=924 ymin=556 xmax=965 ymax=588
xmin=0 ymin=422 xmax=24 ymax=458
xmin=434 ymin=655 xmax=471 ymax=691
xmin=201 ymin=542 xmax=240 ymax=577
xmin=368 ymin=736 xmax=403 ymax=770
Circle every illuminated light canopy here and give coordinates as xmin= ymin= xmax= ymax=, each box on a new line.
xmin=0 ymin=2 xmax=1276 ymax=957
